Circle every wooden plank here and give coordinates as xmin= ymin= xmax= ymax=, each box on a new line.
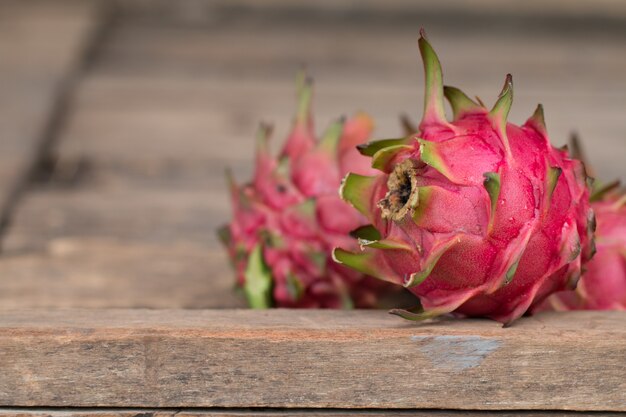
xmin=0 ymin=240 xmax=244 ymax=309
xmin=4 ymin=24 xmax=625 ymax=305
xmin=95 ymin=22 xmax=626 ymax=85
xmin=57 ymin=76 xmax=626 ymax=181
xmin=0 ymin=153 xmax=243 ymax=308
xmin=0 ymin=0 xmax=101 ymax=225
xmin=115 ymin=0 xmax=626 ymax=21
xmin=0 ymin=310 xmax=624 ymax=410
xmin=84 ymin=6 xmax=626 ymax=180
xmin=0 ymin=409 xmax=623 ymax=417
xmin=2 ymin=186 xmax=228 ymax=252
xmin=0 ymin=237 xmax=410 ymax=310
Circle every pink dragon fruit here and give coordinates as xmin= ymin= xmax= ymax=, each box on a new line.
xmin=538 ymin=136 xmax=625 ymax=311
xmin=541 ymin=192 xmax=625 ymax=310
xmin=334 ymin=31 xmax=594 ymax=324
xmin=219 ymin=72 xmax=396 ymax=308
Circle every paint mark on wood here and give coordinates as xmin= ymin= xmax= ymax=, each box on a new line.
xmin=411 ymin=335 xmax=501 ymax=371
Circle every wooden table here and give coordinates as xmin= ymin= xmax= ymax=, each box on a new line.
xmin=0 ymin=1 xmax=624 ymax=415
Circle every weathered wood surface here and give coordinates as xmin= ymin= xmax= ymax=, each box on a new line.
xmin=0 ymin=0 xmax=100 ymax=226
xmin=3 ymin=187 xmax=227 ymax=251
xmin=0 ymin=310 xmax=624 ymax=410
xmin=0 ymin=409 xmax=623 ymax=417
xmin=2 ymin=5 xmax=625 ymax=308
xmin=0 ymin=2 xmax=624 ymax=414
xmin=85 ymin=26 xmax=626 ymax=181
xmin=116 ymin=0 xmax=626 ymax=20
xmin=0 ymin=241 xmax=243 ymax=309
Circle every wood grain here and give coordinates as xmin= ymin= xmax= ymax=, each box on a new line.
xmin=3 ymin=186 xmax=228 ymax=252
xmin=0 ymin=310 xmax=624 ymax=410
xmin=0 ymin=240 xmax=244 ymax=309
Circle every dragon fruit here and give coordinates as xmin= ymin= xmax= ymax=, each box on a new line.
xmin=219 ymin=72 xmax=396 ymax=309
xmin=541 ymin=192 xmax=626 ymax=310
xmin=334 ymin=31 xmax=595 ymax=324
xmin=538 ymin=137 xmax=625 ymax=311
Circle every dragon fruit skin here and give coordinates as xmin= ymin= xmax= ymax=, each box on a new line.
xmin=540 ymin=192 xmax=626 ymax=311
xmin=334 ymin=31 xmax=594 ymax=324
xmin=219 ymin=73 xmax=394 ymax=309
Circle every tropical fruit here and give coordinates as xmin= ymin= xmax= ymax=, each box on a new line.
xmin=334 ymin=31 xmax=595 ymax=324
xmin=219 ymin=73 xmax=396 ymax=308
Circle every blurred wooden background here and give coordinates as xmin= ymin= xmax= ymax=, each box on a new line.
xmin=0 ymin=0 xmax=625 ymax=310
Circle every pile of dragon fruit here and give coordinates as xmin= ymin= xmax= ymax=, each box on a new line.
xmin=219 ymin=31 xmax=625 ymax=325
